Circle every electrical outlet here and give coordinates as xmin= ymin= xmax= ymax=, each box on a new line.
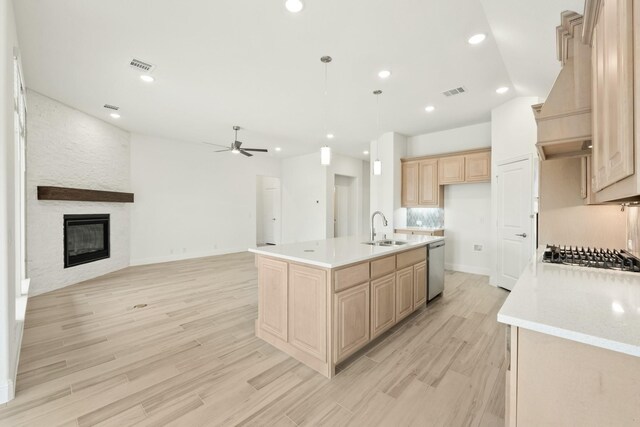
xmin=473 ymin=244 xmax=483 ymax=251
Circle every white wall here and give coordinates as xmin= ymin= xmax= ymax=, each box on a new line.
xmin=0 ymin=0 xmax=20 ymax=403
xmin=443 ymin=184 xmax=492 ymax=275
xmin=370 ymin=132 xmax=407 ymax=237
xmin=407 ymin=122 xmax=492 ymax=275
xmin=130 ymin=133 xmax=280 ymax=265
xmin=407 ymin=122 xmax=491 ymax=156
xmin=490 ymin=96 xmax=540 ymax=286
xmin=281 ymin=151 xmax=365 ymax=243
xmin=361 ymin=161 xmax=370 ymax=235
xmin=26 ymin=91 xmax=131 ymax=296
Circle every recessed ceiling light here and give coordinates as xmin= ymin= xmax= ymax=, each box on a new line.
xmin=285 ymin=0 xmax=303 ymax=13
xmin=363 ymin=150 xmax=369 ymax=155
xmin=275 ymin=147 xmax=282 ymax=152
xmin=326 ymin=133 xmax=335 ymax=139
xmin=140 ymin=75 xmax=155 ymax=83
xmin=378 ymin=70 xmax=391 ymax=79
xmin=496 ymin=86 xmax=510 ymax=94
xmin=110 ymin=112 xmax=121 ymax=119
xmin=468 ymin=33 xmax=487 ymax=45
xmin=425 ymin=105 xmax=435 ymax=113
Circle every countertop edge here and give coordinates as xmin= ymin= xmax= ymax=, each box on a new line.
xmin=248 ymin=237 xmax=443 ymax=269
xmin=498 ymin=309 xmax=640 ymax=358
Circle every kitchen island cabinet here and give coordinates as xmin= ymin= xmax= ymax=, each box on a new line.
xmin=249 ymin=234 xmax=443 ymax=378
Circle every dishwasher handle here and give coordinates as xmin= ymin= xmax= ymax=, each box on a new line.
xmin=428 ymin=242 xmax=445 ymax=249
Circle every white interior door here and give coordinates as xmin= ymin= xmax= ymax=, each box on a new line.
xmin=334 ymin=182 xmax=350 ymax=237
xmin=258 ymin=176 xmax=281 ymax=245
xmin=497 ymin=158 xmax=534 ymax=291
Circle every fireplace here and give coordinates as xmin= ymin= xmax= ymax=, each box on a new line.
xmin=64 ymin=214 xmax=110 ymax=268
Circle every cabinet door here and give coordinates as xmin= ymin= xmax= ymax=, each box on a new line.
xmin=465 ymin=152 xmax=491 ymax=182
xmin=395 ymin=266 xmax=414 ymax=321
xmin=335 ymin=282 xmax=370 ymax=362
xmin=289 ymin=264 xmax=327 ymax=362
xmin=401 ymin=161 xmax=420 ymax=207
xmin=258 ymin=257 xmax=288 ymax=341
xmin=413 ymin=261 xmax=427 ymax=309
xmin=439 ymin=156 xmax=465 ymax=184
xmin=592 ymin=0 xmax=634 ymax=191
xmin=371 ymin=273 xmax=396 ymax=339
xmin=418 ymin=159 xmax=440 ymax=206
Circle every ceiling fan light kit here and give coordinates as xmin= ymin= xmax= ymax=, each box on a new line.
xmin=202 ymin=125 xmax=268 ymax=157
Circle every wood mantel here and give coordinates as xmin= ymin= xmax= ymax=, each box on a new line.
xmin=37 ymin=186 xmax=134 ymax=203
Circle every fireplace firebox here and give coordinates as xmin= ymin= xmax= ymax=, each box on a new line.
xmin=64 ymin=214 xmax=110 ymax=268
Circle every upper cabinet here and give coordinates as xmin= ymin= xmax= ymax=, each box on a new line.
xmin=419 ymin=159 xmax=442 ymax=207
xmin=464 ymin=151 xmax=492 ymax=183
xmin=401 ymin=161 xmax=420 ymax=207
xmin=439 ymin=156 xmax=466 ymax=184
xmin=401 ymin=149 xmax=490 ymax=208
xmin=590 ymin=0 xmax=634 ymax=192
xmin=584 ymin=0 xmax=640 ymax=202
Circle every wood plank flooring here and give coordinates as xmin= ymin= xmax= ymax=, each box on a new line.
xmin=0 ymin=252 xmax=509 ymax=426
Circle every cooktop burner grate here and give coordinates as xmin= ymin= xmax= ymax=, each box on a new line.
xmin=542 ymin=245 xmax=640 ymax=272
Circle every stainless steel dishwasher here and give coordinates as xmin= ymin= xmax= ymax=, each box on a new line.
xmin=427 ymin=241 xmax=445 ymax=301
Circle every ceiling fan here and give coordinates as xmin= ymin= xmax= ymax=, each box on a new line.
xmin=202 ymin=126 xmax=268 ymax=157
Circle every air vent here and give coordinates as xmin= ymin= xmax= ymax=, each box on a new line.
xmin=442 ymin=86 xmax=467 ymax=97
xmin=103 ymin=104 xmax=119 ymax=111
xmin=129 ymin=58 xmax=155 ymax=72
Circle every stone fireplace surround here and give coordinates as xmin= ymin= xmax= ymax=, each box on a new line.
xmin=26 ymin=91 xmax=131 ymax=296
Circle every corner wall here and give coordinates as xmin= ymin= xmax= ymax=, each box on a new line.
xmin=0 ymin=0 xmax=20 ymax=403
xmin=129 ymin=133 xmax=281 ymax=264
xmin=26 ymin=91 xmax=131 ymax=296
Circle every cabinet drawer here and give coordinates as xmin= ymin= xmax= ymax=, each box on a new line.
xmin=371 ymin=255 xmax=396 ymax=279
xmin=396 ymin=247 xmax=427 ymax=269
xmin=334 ymin=262 xmax=370 ymax=292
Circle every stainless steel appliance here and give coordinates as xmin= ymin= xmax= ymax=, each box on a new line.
xmin=428 ymin=241 xmax=445 ymax=301
xmin=542 ymin=244 xmax=640 ymax=272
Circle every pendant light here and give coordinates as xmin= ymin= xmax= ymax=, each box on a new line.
xmin=373 ymin=90 xmax=383 ymax=175
xmin=320 ymin=56 xmax=332 ymax=166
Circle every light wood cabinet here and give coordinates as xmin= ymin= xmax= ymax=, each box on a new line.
xmin=255 ymin=245 xmax=430 ymax=378
xmin=413 ymin=261 xmax=427 ymax=309
xmin=370 ymin=273 xmax=396 ymax=339
xmin=464 ymin=151 xmax=491 ymax=182
xmin=591 ymin=0 xmax=634 ymax=192
xmin=508 ymin=326 xmax=640 ymax=426
xmin=257 ymin=257 xmax=288 ymax=341
xmin=401 ymin=161 xmax=420 ymax=207
xmin=289 ymin=264 xmax=327 ymax=362
xmin=335 ymin=282 xmax=370 ymax=362
xmin=418 ymin=159 xmax=441 ymax=206
xmin=439 ymin=156 xmax=465 ymax=184
xmin=395 ymin=266 xmax=414 ymax=321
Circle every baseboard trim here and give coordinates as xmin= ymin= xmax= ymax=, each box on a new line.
xmin=0 ymin=379 xmax=15 ymax=404
xmin=445 ymin=263 xmax=491 ymax=276
xmin=130 ymin=247 xmax=248 ymax=266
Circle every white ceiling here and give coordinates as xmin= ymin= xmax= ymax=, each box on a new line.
xmin=14 ymin=0 xmax=584 ymax=159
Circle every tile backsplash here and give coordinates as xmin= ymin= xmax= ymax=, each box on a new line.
xmin=407 ymin=208 xmax=444 ymax=228
xmin=627 ymin=206 xmax=639 ymax=256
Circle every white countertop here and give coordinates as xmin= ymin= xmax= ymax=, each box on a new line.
xmin=498 ymin=250 xmax=640 ymax=357
xmin=248 ymin=234 xmax=445 ymax=269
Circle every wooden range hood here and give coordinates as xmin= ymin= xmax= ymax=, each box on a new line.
xmin=532 ymin=11 xmax=592 ymax=161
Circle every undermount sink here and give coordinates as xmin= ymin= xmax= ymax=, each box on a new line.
xmin=362 ymin=240 xmax=408 ymax=247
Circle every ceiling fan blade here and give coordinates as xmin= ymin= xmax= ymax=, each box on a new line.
xmin=242 ymin=148 xmax=268 ymax=152
xmin=202 ymin=141 xmax=230 ymax=148
xmin=240 ymin=150 xmax=253 ymax=157
xmin=214 ymin=149 xmax=230 ymax=152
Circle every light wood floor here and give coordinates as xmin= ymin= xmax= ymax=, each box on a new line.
xmin=0 ymin=252 xmax=509 ymax=427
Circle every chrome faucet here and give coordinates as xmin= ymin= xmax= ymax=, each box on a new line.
xmin=371 ymin=211 xmax=388 ymax=241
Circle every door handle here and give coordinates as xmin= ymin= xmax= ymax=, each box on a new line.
xmin=272 ymin=218 xmax=276 ymax=221
xmin=515 ymin=233 xmax=527 ymax=238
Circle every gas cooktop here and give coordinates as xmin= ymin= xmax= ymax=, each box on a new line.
xmin=542 ymin=245 xmax=640 ymax=272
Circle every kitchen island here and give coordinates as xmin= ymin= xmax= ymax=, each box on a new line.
xmin=249 ymin=234 xmax=444 ymax=378
xmin=498 ymin=250 xmax=640 ymax=426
